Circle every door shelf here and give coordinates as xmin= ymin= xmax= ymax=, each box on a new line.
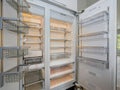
xmin=6 ymin=0 xmax=30 ymax=12
xmin=80 ymin=11 xmax=108 ymax=26
xmin=79 ymin=31 xmax=108 ymax=37
xmin=1 ymin=66 xmax=24 ymax=83
xmin=78 ymin=56 xmax=108 ymax=63
xmin=79 ymin=50 xmax=107 ymax=54
xmin=50 ymin=59 xmax=74 ymax=68
xmin=50 ymin=69 xmax=74 ymax=79
xmin=0 ymin=46 xmax=29 ymax=59
xmin=78 ymin=46 xmax=107 ymax=49
xmin=1 ymin=17 xmax=29 ymax=34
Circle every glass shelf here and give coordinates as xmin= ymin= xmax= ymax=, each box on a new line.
xmin=6 ymin=0 xmax=30 ymax=12
xmin=1 ymin=17 xmax=29 ymax=34
xmin=50 ymin=46 xmax=71 ymax=49
xmin=0 ymin=46 xmax=29 ymax=58
xmin=51 ymin=39 xmax=71 ymax=41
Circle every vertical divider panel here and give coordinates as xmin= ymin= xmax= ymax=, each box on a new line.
xmin=44 ymin=7 xmax=51 ymax=90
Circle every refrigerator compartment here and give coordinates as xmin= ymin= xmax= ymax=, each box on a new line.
xmin=24 ymin=56 xmax=43 ymax=65
xmin=1 ymin=17 xmax=29 ymax=34
xmin=50 ymin=58 xmax=74 ymax=68
xmin=81 ymin=11 xmax=108 ymax=26
xmin=50 ymin=64 xmax=74 ymax=79
xmin=24 ymin=70 xmax=44 ymax=85
xmin=0 ymin=47 xmax=28 ymax=58
xmin=6 ymin=0 xmax=30 ymax=12
xmin=50 ymin=73 xmax=74 ymax=89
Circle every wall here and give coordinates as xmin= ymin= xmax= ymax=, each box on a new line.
xmin=77 ymin=0 xmax=99 ymax=11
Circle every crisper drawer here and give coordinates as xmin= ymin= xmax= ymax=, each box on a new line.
xmin=78 ymin=62 xmax=111 ymax=90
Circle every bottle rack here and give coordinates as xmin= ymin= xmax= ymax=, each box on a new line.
xmin=78 ymin=11 xmax=109 ymax=68
xmin=50 ymin=19 xmax=74 ymax=89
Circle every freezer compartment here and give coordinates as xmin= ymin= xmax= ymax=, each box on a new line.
xmin=24 ymin=70 xmax=44 ymax=90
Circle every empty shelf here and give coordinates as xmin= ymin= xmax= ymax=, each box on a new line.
xmin=6 ymin=0 xmax=30 ymax=12
xmin=24 ymin=50 xmax=42 ymax=58
xmin=23 ymin=21 xmax=42 ymax=29
xmin=50 ymin=74 xmax=73 ymax=89
xmin=51 ymin=39 xmax=71 ymax=41
xmin=50 ymin=58 xmax=74 ymax=67
xmin=51 ymin=30 xmax=71 ymax=33
xmin=24 ymin=63 xmax=44 ymax=71
xmin=78 ymin=56 xmax=108 ymax=63
xmin=79 ymin=31 xmax=108 ymax=37
xmin=80 ymin=11 xmax=108 ymax=26
xmin=50 ymin=69 xmax=74 ymax=79
xmin=51 ymin=47 xmax=71 ymax=49
xmin=25 ymin=34 xmax=42 ymax=37
xmin=78 ymin=46 xmax=107 ymax=49
xmin=24 ymin=80 xmax=44 ymax=87
xmin=50 ymin=52 xmax=71 ymax=56
xmin=24 ymin=41 xmax=42 ymax=44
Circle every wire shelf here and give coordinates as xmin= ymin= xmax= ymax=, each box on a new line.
xmin=0 ymin=46 xmax=29 ymax=58
xmin=1 ymin=17 xmax=29 ymax=34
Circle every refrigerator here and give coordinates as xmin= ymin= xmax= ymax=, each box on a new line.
xmin=0 ymin=0 xmax=118 ymax=90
